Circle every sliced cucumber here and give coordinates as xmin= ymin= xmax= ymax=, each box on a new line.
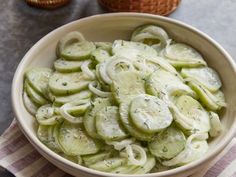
xmin=49 ymin=72 xmax=91 ymax=95
xmin=94 ymin=42 xmax=112 ymax=52
xmin=25 ymin=68 xmax=52 ymax=98
xmin=25 ymin=81 xmax=49 ymax=105
xmin=53 ymin=90 xmax=92 ymax=105
xmin=57 ymin=31 xmax=85 ymax=57
xmin=88 ymin=157 xmax=126 ymax=172
xmin=61 ymin=41 xmax=95 ymax=60
xmin=130 ymin=94 xmax=173 ymax=133
xmin=130 ymin=154 xmax=156 ymax=174
xmin=181 ymin=67 xmax=222 ymax=92
xmin=83 ymin=151 xmax=113 ymax=166
xmin=36 ymin=104 xmax=63 ymax=125
xmin=92 ymin=48 xmax=110 ymax=63
xmin=58 ymin=121 xmax=102 ymax=156
xmin=110 ymin=164 xmax=137 ymax=174
xmin=111 ymin=71 xmax=146 ymax=103
xmin=37 ymin=124 xmax=61 ymax=152
xmin=188 ymin=81 xmax=226 ymax=111
xmin=162 ymin=133 xmax=208 ymax=166
xmin=119 ymin=101 xmax=155 ymax=141
xmin=148 ymin=125 xmax=186 ymax=159
xmin=174 ymin=95 xmax=210 ymax=134
xmin=23 ymin=91 xmax=39 ymax=115
xmin=112 ymin=40 xmax=157 ymax=61
xmin=209 ymin=111 xmax=223 ymax=137
xmin=54 ymin=59 xmax=83 ymax=73
xmin=165 ymin=57 xmax=206 ymax=68
xmin=84 ymin=98 xmax=112 ymax=139
xmin=146 ymin=68 xmax=196 ymax=98
xmin=57 ymin=31 xmax=95 ymax=60
xmin=131 ymin=25 xmax=169 ymax=47
xmin=96 ymin=106 xmax=128 ymax=141
xmin=164 ymin=43 xmax=206 ymax=65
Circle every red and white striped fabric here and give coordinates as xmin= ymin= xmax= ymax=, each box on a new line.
xmin=0 ymin=120 xmax=236 ymax=177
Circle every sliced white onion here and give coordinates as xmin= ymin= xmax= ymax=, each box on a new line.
xmin=99 ymin=61 xmax=112 ymax=84
xmin=209 ymin=111 xmax=223 ymax=137
xmin=106 ymin=138 xmax=135 ymax=151
xmin=88 ymin=81 xmax=112 ymax=98
xmin=125 ymin=144 xmax=147 ymax=166
xmin=23 ymin=91 xmax=38 ymax=115
xmin=81 ymin=60 xmax=95 ymax=79
xmin=59 ymin=100 xmax=90 ymax=124
xmin=106 ymin=56 xmax=135 ymax=79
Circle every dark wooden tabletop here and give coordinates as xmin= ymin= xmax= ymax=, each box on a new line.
xmin=0 ymin=0 xmax=236 ymax=176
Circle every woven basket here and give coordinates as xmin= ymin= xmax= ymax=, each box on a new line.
xmin=26 ymin=0 xmax=70 ymax=9
xmin=99 ymin=0 xmax=181 ymax=16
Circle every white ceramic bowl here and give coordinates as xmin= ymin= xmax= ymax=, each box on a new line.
xmin=12 ymin=13 xmax=236 ymax=177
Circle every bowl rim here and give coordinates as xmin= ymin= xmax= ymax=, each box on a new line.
xmin=11 ymin=12 xmax=236 ymax=177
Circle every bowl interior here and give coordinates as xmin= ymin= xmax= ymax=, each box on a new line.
xmin=12 ymin=13 xmax=236 ymax=177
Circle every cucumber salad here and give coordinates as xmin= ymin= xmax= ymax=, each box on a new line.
xmin=23 ymin=25 xmax=226 ymax=174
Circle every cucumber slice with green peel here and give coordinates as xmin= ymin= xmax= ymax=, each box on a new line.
xmin=37 ymin=124 xmax=61 ymax=152
xmin=119 ymin=102 xmax=155 ymax=141
xmin=131 ymin=25 xmax=169 ymax=47
xmin=111 ymin=71 xmax=146 ymax=103
xmin=94 ymin=42 xmax=112 ymax=52
xmin=148 ymin=56 xmax=181 ymax=78
xmin=165 ymin=57 xmax=206 ymax=68
xmin=49 ymin=72 xmax=91 ymax=95
xmin=188 ymin=81 xmax=226 ymax=111
xmin=92 ymin=48 xmax=110 ymax=63
xmin=57 ymin=31 xmax=85 ymax=57
xmin=25 ymin=81 xmax=49 ymax=105
xmin=23 ymin=91 xmax=39 ymax=115
xmin=130 ymin=94 xmax=173 ymax=133
xmin=88 ymin=157 xmax=127 ymax=172
xmin=57 ymin=31 xmax=95 ymax=60
xmin=162 ymin=133 xmax=208 ymax=166
xmin=112 ymin=40 xmax=157 ymax=61
xmin=84 ymin=98 xmax=112 ymax=139
xmin=110 ymin=164 xmax=137 ymax=174
xmin=53 ymin=90 xmax=92 ymax=105
xmin=130 ymin=154 xmax=156 ymax=174
xmin=61 ymin=41 xmax=95 ymax=60
xmin=60 ymin=154 xmax=78 ymax=163
xmin=164 ymin=43 xmax=206 ymax=64
xmin=174 ymin=95 xmax=210 ymax=134
xmin=58 ymin=121 xmax=102 ymax=156
xmin=145 ymin=68 xmax=196 ymax=98
xmin=150 ymin=161 xmax=172 ymax=173
xmin=36 ymin=104 xmax=63 ymax=125
xmin=25 ymin=68 xmax=52 ymax=99
xmin=83 ymin=151 xmax=113 ymax=166
xmin=54 ymin=59 xmax=83 ymax=73
xmin=181 ymin=67 xmax=222 ymax=92
xmin=96 ymin=106 xmax=128 ymax=141
xmin=209 ymin=111 xmax=223 ymax=137
xmin=148 ymin=125 xmax=186 ymax=159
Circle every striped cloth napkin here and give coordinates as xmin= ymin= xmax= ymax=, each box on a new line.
xmin=0 ymin=120 xmax=236 ymax=177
